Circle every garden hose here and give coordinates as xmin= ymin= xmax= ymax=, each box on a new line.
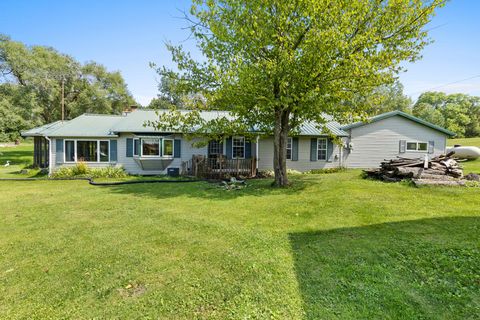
xmin=0 ymin=177 xmax=202 ymax=186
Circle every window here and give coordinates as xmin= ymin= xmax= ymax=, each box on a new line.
xmin=406 ymin=141 xmax=428 ymax=152
xmin=65 ymin=140 xmax=75 ymax=162
xmin=232 ymin=136 xmax=245 ymax=159
xmin=208 ymin=140 xmax=223 ymax=156
xmin=77 ymin=141 xmax=98 ymax=162
xmin=133 ymin=138 xmax=140 ymax=156
xmin=142 ymin=139 xmax=160 ymax=156
xmin=286 ymin=137 xmax=292 ymax=160
xmin=99 ymin=141 xmax=109 ymax=162
xmin=317 ymin=138 xmax=327 ymax=160
xmin=64 ymin=140 xmax=109 ymax=162
xmin=163 ymin=139 xmax=174 ymax=157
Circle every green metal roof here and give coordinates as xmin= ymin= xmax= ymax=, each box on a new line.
xmin=22 ymin=114 xmax=123 ymax=138
xmin=21 ymin=121 xmax=66 ymax=137
xmin=340 ymin=110 xmax=456 ymax=137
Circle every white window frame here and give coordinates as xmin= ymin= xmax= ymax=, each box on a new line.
xmin=63 ymin=139 xmax=110 ymax=163
xmin=141 ymin=138 xmax=161 ymax=157
xmin=406 ymin=141 xmax=428 ymax=152
xmin=162 ymin=138 xmax=174 ymax=158
xmin=133 ymin=138 xmax=140 ymax=156
xmin=286 ymin=137 xmax=292 ymax=160
xmin=232 ymin=136 xmax=245 ymax=159
xmin=317 ymin=138 xmax=328 ymax=161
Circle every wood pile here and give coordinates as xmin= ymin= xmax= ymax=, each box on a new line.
xmin=364 ymin=152 xmax=465 ymax=186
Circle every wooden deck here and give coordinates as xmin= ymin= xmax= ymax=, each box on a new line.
xmin=181 ymin=156 xmax=257 ymax=179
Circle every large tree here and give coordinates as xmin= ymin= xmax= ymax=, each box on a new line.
xmin=153 ymin=0 xmax=443 ymax=186
xmin=0 ymin=35 xmax=136 ymax=127
xmin=413 ymin=92 xmax=480 ymax=138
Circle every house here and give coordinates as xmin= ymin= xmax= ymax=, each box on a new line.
xmin=22 ymin=109 xmax=455 ymax=176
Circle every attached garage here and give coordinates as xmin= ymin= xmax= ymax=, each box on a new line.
xmin=341 ymin=111 xmax=456 ymax=168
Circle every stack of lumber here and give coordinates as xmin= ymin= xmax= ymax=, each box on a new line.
xmin=364 ymin=152 xmax=465 ymax=186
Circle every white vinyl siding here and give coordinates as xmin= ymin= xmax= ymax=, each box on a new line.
xmin=345 ymin=115 xmax=447 ymax=168
xmin=257 ymin=137 xmax=342 ymax=172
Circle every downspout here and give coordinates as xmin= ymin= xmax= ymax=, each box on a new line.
xmin=255 ymin=135 xmax=259 ymax=171
xmin=45 ymin=136 xmax=52 ymax=176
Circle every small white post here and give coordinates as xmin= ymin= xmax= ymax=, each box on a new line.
xmin=424 ymin=154 xmax=429 ymax=169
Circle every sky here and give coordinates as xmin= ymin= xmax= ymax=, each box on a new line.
xmin=1 ymin=0 xmax=479 ymax=105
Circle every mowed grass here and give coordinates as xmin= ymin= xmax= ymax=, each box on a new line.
xmin=0 ymin=144 xmax=479 ymax=319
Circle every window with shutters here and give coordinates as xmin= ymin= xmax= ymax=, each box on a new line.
xmin=286 ymin=137 xmax=292 ymax=160
xmin=64 ymin=140 xmax=109 ymax=162
xmin=406 ymin=141 xmax=428 ymax=152
xmin=232 ymin=136 xmax=245 ymax=159
xmin=317 ymin=138 xmax=327 ymax=160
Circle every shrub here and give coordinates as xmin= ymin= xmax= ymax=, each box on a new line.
xmin=306 ymin=167 xmax=347 ymax=174
xmin=51 ymin=163 xmax=127 ymax=179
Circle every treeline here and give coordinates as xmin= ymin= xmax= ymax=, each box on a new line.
xmin=357 ymin=82 xmax=480 ymax=138
xmin=0 ymin=35 xmax=136 ymax=141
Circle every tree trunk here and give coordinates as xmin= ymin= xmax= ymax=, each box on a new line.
xmin=272 ymin=108 xmax=290 ymax=187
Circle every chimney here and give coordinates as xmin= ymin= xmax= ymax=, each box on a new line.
xmin=122 ymin=105 xmax=138 ymax=116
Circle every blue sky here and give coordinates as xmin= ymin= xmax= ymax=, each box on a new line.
xmin=1 ymin=0 xmax=479 ymax=105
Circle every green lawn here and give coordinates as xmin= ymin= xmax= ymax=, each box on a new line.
xmin=1 ymin=144 xmax=479 ymax=319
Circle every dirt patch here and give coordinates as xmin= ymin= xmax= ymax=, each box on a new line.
xmin=117 ymin=282 xmax=147 ymax=298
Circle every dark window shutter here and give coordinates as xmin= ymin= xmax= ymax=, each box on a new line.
xmin=110 ymin=140 xmax=117 ymax=162
xmin=292 ymin=137 xmax=299 ymax=161
xmin=245 ymin=140 xmax=252 ymax=159
xmin=226 ymin=137 xmax=232 ymax=159
xmin=327 ymin=139 xmax=334 ymax=162
xmin=399 ymin=140 xmax=406 ymax=153
xmin=428 ymin=141 xmax=435 ymax=154
xmin=134 ymin=139 xmax=140 ymax=156
xmin=310 ymin=138 xmax=317 ymax=161
xmin=174 ymin=139 xmax=181 ymax=158
xmin=126 ymin=138 xmax=133 ymax=157
xmin=56 ymin=139 xmax=64 ymax=163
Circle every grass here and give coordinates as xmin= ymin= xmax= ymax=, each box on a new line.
xmin=1 ymin=144 xmax=479 ymax=319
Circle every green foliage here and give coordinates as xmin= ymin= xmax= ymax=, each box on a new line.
xmin=413 ymin=92 xmax=480 ymax=137
xmin=356 ymin=81 xmax=413 ymax=115
xmin=152 ymin=0 xmax=443 ymax=185
xmin=306 ymin=167 xmax=347 ymax=174
xmin=51 ymin=163 xmax=127 ymax=179
xmin=0 ymin=35 xmax=136 ymax=138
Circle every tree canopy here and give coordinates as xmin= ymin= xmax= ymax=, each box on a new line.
xmin=413 ymin=92 xmax=480 ymax=138
xmin=152 ymin=0 xmax=443 ymax=186
xmin=0 ymin=35 xmax=136 ymax=140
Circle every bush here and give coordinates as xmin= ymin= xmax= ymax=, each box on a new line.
xmin=306 ymin=167 xmax=347 ymax=174
xmin=51 ymin=163 xmax=127 ymax=179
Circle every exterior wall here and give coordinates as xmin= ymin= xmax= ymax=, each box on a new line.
xmin=257 ymin=137 xmax=343 ymax=172
xmin=344 ymin=115 xmax=447 ymax=168
xmin=51 ymin=134 xmax=210 ymax=175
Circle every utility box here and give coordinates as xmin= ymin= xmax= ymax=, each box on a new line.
xmin=167 ymin=167 xmax=180 ymax=177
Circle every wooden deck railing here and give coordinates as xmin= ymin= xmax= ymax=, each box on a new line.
xmin=181 ymin=156 xmax=257 ymax=179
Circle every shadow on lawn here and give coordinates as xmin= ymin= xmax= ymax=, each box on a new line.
xmin=102 ymin=176 xmax=312 ymax=201
xmin=289 ymin=216 xmax=480 ymax=320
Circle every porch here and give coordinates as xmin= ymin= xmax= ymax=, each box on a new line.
xmin=181 ymin=155 xmax=257 ymax=179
